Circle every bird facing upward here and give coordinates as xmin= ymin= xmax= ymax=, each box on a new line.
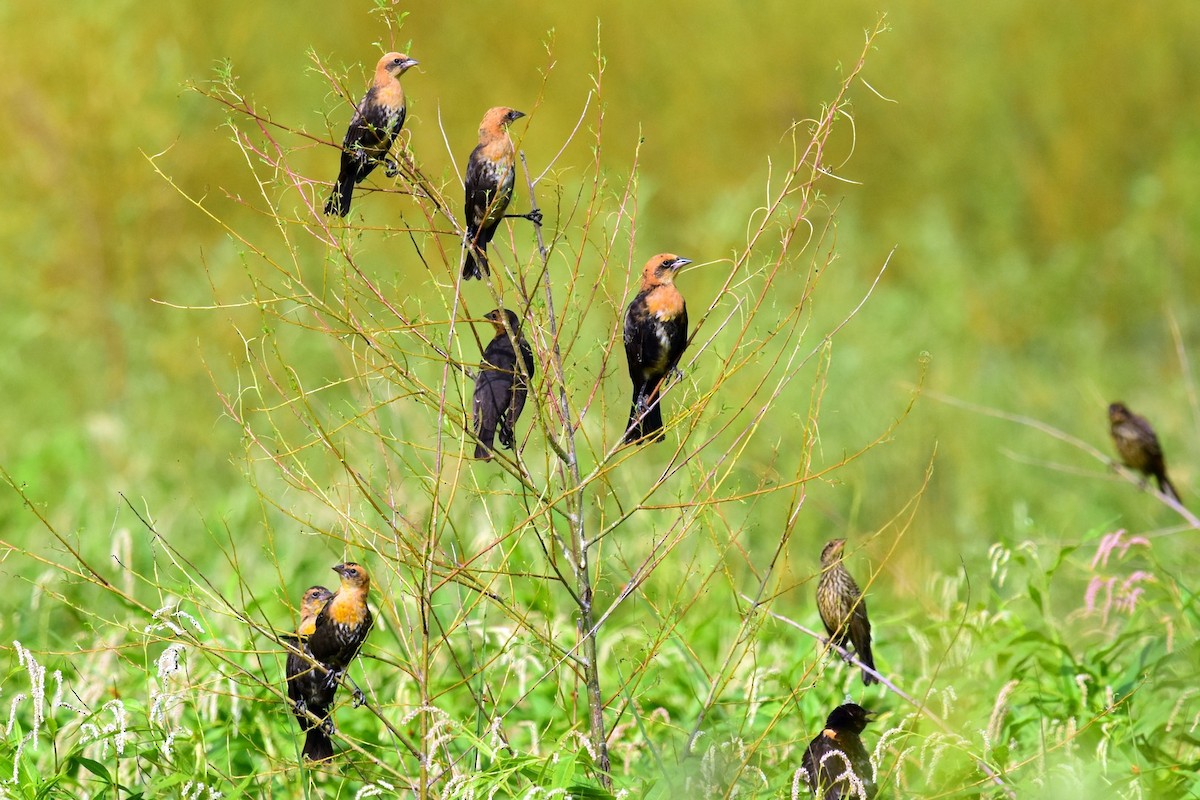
xmin=817 ymin=539 xmax=878 ymax=686
xmin=472 ymin=308 xmax=536 ymax=460
xmin=285 ymin=585 xmax=336 ymax=761
xmin=622 ymin=253 xmax=691 ymax=444
xmin=462 ymin=107 xmax=540 ymax=279
xmin=1108 ymin=401 xmax=1183 ymax=505
xmin=801 ymin=703 xmax=877 ymax=800
xmin=324 ymin=52 xmax=419 ymax=217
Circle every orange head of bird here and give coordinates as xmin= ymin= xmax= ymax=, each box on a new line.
xmin=480 ymin=107 xmax=526 ymax=136
xmin=378 ymin=52 xmax=419 ymax=79
xmin=640 ymin=253 xmax=692 ymax=288
xmin=333 ymin=562 xmax=371 ymax=593
xmin=297 ymin=585 xmax=333 ymax=635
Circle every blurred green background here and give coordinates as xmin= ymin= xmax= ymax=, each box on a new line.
xmin=2 ymin=1 xmax=1198 ymax=793
xmin=3 ymin=0 xmax=1196 ymax=572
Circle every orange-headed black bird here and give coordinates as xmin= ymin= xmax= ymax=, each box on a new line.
xmin=817 ymin=539 xmax=878 ymax=686
xmin=622 ymin=253 xmax=692 ymax=444
xmin=462 ymin=107 xmax=540 ymax=279
xmin=308 ymin=563 xmax=373 ymax=695
xmin=1108 ymin=401 xmax=1183 ymax=505
xmin=473 ymin=308 xmax=535 ymax=460
xmin=324 ymin=52 xmax=419 ymax=217
xmin=802 ymin=703 xmax=877 ymax=800
xmin=285 ymin=585 xmax=336 ymax=761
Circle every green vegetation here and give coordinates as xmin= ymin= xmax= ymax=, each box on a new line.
xmin=2 ymin=2 xmax=1198 ymax=798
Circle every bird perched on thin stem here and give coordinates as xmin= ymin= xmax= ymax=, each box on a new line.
xmin=1108 ymin=401 xmax=1183 ymax=505
xmin=473 ymin=308 xmax=535 ymax=460
xmin=623 ymin=253 xmax=692 ymax=444
xmin=462 ymin=107 xmax=541 ymax=279
xmin=817 ymin=539 xmax=878 ymax=686
xmin=802 ymin=703 xmax=877 ymax=800
xmin=308 ymin=563 xmax=373 ymax=699
xmin=285 ymin=585 xmax=336 ymax=761
xmin=324 ymin=52 xmax=419 ymax=217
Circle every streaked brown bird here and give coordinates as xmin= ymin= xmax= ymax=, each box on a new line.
xmin=817 ymin=539 xmax=878 ymax=686
xmin=308 ymin=562 xmax=373 ymax=696
xmin=802 ymin=703 xmax=877 ymax=800
xmin=285 ymin=585 xmax=336 ymax=761
xmin=623 ymin=253 xmax=691 ymax=444
xmin=473 ymin=308 xmax=535 ymax=460
xmin=462 ymin=107 xmax=541 ymax=279
xmin=1108 ymin=401 xmax=1183 ymax=505
xmin=324 ymin=52 xmax=419 ymax=217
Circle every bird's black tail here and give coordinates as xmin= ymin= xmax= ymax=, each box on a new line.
xmin=1158 ymin=473 xmax=1183 ymax=506
xmin=463 ymin=242 xmax=489 ymax=280
xmin=624 ymin=392 xmax=665 ymax=444
xmin=303 ymin=727 xmax=334 ymax=762
xmin=474 ymin=437 xmax=495 ymax=461
xmin=324 ymin=174 xmax=354 ymax=217
xmin=859 ymin=644 xmax=878 ymax=686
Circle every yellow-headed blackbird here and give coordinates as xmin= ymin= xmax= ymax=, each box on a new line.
xmin=802 ymin=703 xmax=877 ymax=800
xmin=285 ymin=585 xmax=335 ymax=761
xmin=473 ymin=308 xmax=535 ymax=460
xmin=324 ymin=53 xmax=419 ymax=217
xmin=623 ymin=253 xmax=692 ymax=444
xmin=817 ymin=539 xmax=878 ymax=686
xmin=308 ymin=562 xmax=373 ymax=692
xmin=1108 ymin=401 xmax=1183 ymax=505
xmin=462 ymin=107 xmax=540 ymax=279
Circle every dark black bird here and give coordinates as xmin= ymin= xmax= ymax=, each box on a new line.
xmin=623 ymin=253 xmax=691 ymax=444
xmin=802 ymin=703 xmax=877 ymax=799
xmin=285 ymin=585 xmax=335 ymax=761
xmin=324 ymin=52 xmax=419 ymax=217
xmin=473 ymin=308 xmax=535 ymax=460
xmin=462 ymin=107 xmax=540 ymax=279
xmin=1108 ymin=401 xmax=1183 ymax=505
xmin=817 ymin=539 xmax=878 ymax=686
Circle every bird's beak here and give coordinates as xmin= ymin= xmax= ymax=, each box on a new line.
xmin=669 ymin=257 xmax=693 ymax=271
xmin=332 ymin=563 xmax=347 ymax=577
xmin=509 ymin=110 xmax=527 ymax=121
xmin=404 ymin=58 xmax=420 ymax=69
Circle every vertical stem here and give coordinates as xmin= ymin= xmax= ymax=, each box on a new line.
xmin=520 ymin=152 xmax=612 ymax=786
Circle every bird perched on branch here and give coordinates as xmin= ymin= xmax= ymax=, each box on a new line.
xmin=817 ymin=539 xmax=878 ymax=686
xmin=462 ymin=107 xmax=541 ymax=279
xmin=802 ymin=703 xmax=877 ymax=800
xmin=1108 ymin=401 xmax=1183 ymax=505
xmin=285 ymin=585 xmax=336 ymax=761
xmin=308 ymin=562 xmax=373 ymax=700
xmin=324 ymin=52 xmax=419 ymax=217
xmin=473 ymin=308 xmax=535 ymax=460
xmin=622 ymin=253 xmax=692 ymax=444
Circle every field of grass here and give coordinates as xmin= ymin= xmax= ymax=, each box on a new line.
xmin=2 ymin=2 xmax=1199 ymax=797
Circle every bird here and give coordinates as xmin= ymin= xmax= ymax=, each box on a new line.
xmin=462 ymin=107 xmax=541 ymax=279
xmin=472 ymin=308 xmax=535 ymax=460
xmin=817 ymin=539 xmax=878 ymax=686
xmin=801 ymin=703 xmax=877 ymax=800
xmin=1108 ymin=401 xmax=1183 ymax=505
xmin=324 ymin=52 xmax=419 ymax=217
xmin=285 ymin=585 xmax=336 ymax=761
xmin=307 ymin=562 xmax=374 ymax=697
xmin=622 ymin=253 xmax=692 ymax=444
